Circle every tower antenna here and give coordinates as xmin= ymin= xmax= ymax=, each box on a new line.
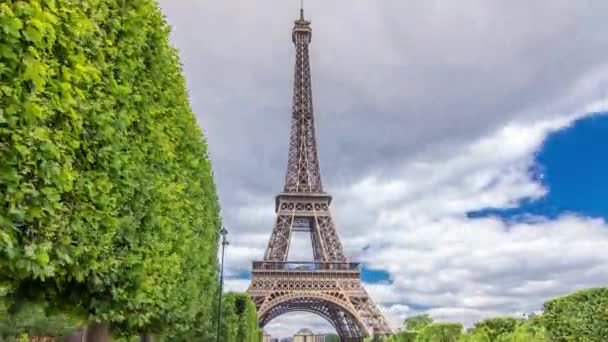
xmin=300 ymin=0 xmax=304 ymax=20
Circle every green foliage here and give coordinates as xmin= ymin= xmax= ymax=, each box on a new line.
xmin=367 ymin=323 xmax=460 ymax=342
xmin=235 ymin=293 xmax=261 ymax=342
xmin=456 ymin=289 xmax=606 ymax=342
xmin=469 ymin=317 xmax=521 ymax=341
xmin=403 ymin=314 xmax=434 ymax=332
xmin=458 ymin=327 xmax=491 ymax=342
xmin=324 ymin=334 xmax=340 ymax=342
xmin=381 ymin=315 xmax=544 ymax=342
xmin=113 ymin=336 xmax=141 ymax=342
xmin=366 ymin=288 xmax=607 ymax=342
xmin=416 ymin=323 xmax=462 ymax=342
xmin=0 ymin=0 xmax=220 ymax=336
xmin=543 ymin=287 xmax=608 ymax=341
xmin=500 ymin=317 xmax=546 ymax=342
xmin=400 ymin=331 xmax=418 ymax=342
xmin=0 ymin=301 xmax=80 ymax=340
xmin=385 ymin=331 xmax=417 ymax=342
xmin=216 ymin=293 xmax=261 ymax=342
xmin=458 ymin=315 xmax=546 ymax=342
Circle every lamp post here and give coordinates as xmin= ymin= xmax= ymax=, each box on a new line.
xmin=216 ymin=227 xmax=229 ymax=342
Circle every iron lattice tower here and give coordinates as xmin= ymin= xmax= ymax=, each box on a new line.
xmin=247 ymin=8 xmax=392 ymax=340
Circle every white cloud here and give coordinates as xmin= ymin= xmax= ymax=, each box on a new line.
xmin=223 ymin=278 xmax=251 ymax=293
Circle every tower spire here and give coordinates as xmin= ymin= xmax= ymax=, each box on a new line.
xmin=284 ymin=5 xmax=320 ymax=193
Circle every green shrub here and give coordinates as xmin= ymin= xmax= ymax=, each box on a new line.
xmin=403 ymin=314 xmax=433 ymax=331
xmin=503 ymin=318 xmax=546 ymax=342
xmin=0 ymin=301 xmax=81 ymax=340
xmin=392 ymin=331 xmax=417 ymax=342
xmin=0 ymin=0 xmax=220 ymax=336
xmin=324 ymin=334 xmax=340 ymax=342
xmin=234 ymin=293 xmax=261 ymax=342
xmin=468 ymin=317 xmax=521 ymax=341
xmin=458 ymin=327 xmax=491 ymax=342
xmin=543 ymin=287 xmax=608 ymax=341
xmin=416 ymin=323 xmax=462 ymax=342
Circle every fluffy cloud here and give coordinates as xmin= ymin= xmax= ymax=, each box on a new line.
xmin=333 ymin=105 xmax=608 ymax=328
xmin=364 ymin=215 xmax=608 ymax=318
xmin=158 ymin=0 xmax=608 ymax=338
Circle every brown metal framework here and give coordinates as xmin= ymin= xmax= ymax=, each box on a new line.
xmin=247 ymin=8 xmax=392 ymax=340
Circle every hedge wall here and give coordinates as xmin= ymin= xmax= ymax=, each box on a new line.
xmin=0 ymin=0 xmax=220 ymax=336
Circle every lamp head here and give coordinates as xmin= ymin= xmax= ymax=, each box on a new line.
xmin=220 ymin=227 xmax=228 ymax=237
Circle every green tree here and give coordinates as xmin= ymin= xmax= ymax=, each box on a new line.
xmin=403 ymin=314 xmax=434 ymax=332
xmin=0 ymin=0 xmax=220 ymax=339
xmin=459 ymin=314 xmax=546 ymax=342
xmin=416 ymin=323 xmax=462 ymax=342
xmin=0 ymin=301 xmax=81 ymax=340
xmin=390 ymin=331 xmax=417 ymax=342
xmin=458 ymin=327 xmax=491 ymax=342
xmin=468 ymin=317 xmax=521 ymax=341
xmin=503 ymin=318 xmax=546 ymax=342
xmin=543 ymin=287 xmax=608 ymax=341
xmin=234 ymin=293 xmax=262 ymax=342
xmin=324 ymin=334 xmax=340 ymax=342
xmin=215 ymin=293 xmax=261 ymax=342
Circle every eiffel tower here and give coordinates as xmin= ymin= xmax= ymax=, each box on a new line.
xmin=247 ymin=7 xmax=392 ymax=340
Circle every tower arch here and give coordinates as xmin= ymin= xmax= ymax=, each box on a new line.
xmin=258 ymin=292 xmax=369 ymax=338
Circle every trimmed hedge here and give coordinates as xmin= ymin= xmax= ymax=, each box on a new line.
xmin=217 ymin=293 xmax=262 ymax=342
xmin=543 ymin=287 xmax=608 ymax=341
xmin=0 ymin=0 xmax=220 ymax=336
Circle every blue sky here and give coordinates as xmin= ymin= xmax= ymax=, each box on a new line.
xmin=469 ymin=113 xmax=608 ymax=222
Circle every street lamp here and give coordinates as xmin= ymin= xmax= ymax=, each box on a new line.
xmin=216 ymin=227 xmax=229 ymax=342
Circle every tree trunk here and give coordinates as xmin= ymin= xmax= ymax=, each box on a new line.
xmin=63 ymin=328 xmax=85 ymax=342
xmin=84 ymin=321 xmax=110 ymax=342
xmin=140 ymin=334 xmax=152 ymax=342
